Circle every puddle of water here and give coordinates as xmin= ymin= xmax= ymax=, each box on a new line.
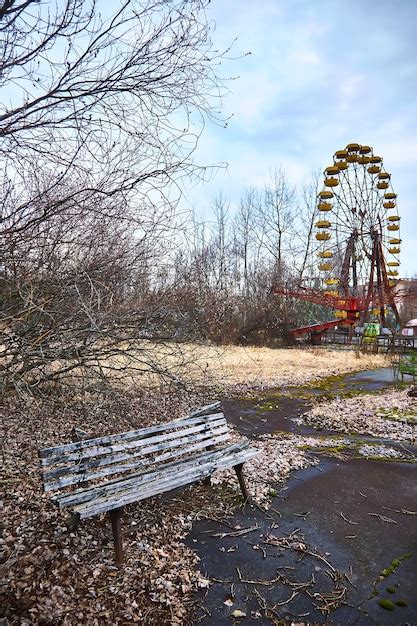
xmin=333 ymin=366 xmax=397 ymax=391
xmin=224 ymin=368 xmax=401 ymax=439
xmin=289 ymin=367 xmax=398 ymax=399
xmin=223 ymin=396 xmax=316 ymax=438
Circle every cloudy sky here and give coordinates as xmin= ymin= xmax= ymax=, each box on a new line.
xmin=186 ymin=0 xmax=417 ymax=276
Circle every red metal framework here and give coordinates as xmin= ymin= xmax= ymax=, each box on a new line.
xmin=275 ymin=281 xmax=400 ymax=337
xmin=275 ymin=284 xmax=417 ymax=338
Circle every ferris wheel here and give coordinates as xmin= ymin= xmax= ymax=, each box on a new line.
xmin=313 ymin=142 xmax=400 ymax=325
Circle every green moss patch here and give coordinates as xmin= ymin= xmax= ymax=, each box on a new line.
xmin=378 ymin=599 xmax=395 ymax=611
xmin=379 ymin=553 xmax=412 ymax=580
xmin=376 ymin=407 xmax=417 ymax=425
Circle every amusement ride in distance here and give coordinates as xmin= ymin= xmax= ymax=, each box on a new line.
xmin=276 ymin=142 xmax=406 ymax=340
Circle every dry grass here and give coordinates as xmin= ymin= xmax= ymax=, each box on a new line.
xmin=101 ymin=343 xmax=389 ymax=391
xmin=157 ymin=344 xmax=389 ymax=389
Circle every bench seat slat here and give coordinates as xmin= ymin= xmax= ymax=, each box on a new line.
xmin=52 ymin=442 xmax=251 ymax=509
xmin=43 ymin=425 xmax=229 ymax=483
xmin=74 ymin=447 xmax=258 ymax=519
xmin=41 ymin=416 xmax=226 ymax=468
xmin=39 ymin=410 xmax=223 ymax=460
xmin=43 ymin=427 xmax=230 ymax=492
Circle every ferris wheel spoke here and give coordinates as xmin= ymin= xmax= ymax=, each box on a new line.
xmin=358 ymin=160 xmax=370 ymax=210
xmin=337 ymin=168 xmax=367 ymax=233
xmin=331 ymin=187 xmax=359 ymax=230
xmin=356 ymin=164 xmax=373 ymax=226
xmin=336 ymin=169 xmax=357 ymax=216
xmin=361 ymin=167 xmax=376 ymax=223
xmin=343 ymin=165 xmax=358 ymax=215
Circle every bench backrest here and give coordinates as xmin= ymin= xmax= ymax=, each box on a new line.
xmin=39 ymin=403 xmax=229 ymax=494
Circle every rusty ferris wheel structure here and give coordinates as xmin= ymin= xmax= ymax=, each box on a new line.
xmin=276 ymin=142 xmax=405 ymax=338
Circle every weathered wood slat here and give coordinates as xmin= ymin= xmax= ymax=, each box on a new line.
xmin=52 ymin=442 xmax=250 ymax=509
xmin=43 ymin=428 xmax=230 ymax=492
xmin=39 ymin=411 xmax=224 ymax=460
xmin=40 ymin=416 xmax=226 ymax=468
xmin=75 ymin=447 xmax=258 ymax=519
xmin=43 ymin=425 xmax=229 ymax=483
xmin=53 ymin=442 xmax=250 ymax=508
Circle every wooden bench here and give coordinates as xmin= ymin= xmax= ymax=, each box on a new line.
xmin=39 ymin=402 xmax=258 ymax=564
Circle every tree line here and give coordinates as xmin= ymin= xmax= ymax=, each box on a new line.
xmin=1 ymin=0 xmax=322 ymax=395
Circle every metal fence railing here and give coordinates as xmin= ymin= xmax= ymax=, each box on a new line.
xmin=320 ymin=332 xmax=417 ymax=351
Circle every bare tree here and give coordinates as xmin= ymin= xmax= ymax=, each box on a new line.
xmin=296 ymin=170 xmax=321 ymax=284
xmin=258 ymin=168 xmax=297 ymax=279
xmin=1 ymin=0 xmax=231 ymax=395
xmin=211 ymin=193 xmax=230 ymax=292
xmin=234 ymin=187 xmax=259 ymax=299
xmin=1 ymin=0 xmax=229 ymax=233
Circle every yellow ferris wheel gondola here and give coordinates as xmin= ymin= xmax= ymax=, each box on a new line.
xmin=318 ymin=250 xmax=333 ymax=258
xmin=325 ymin=166 xmax=339 ymax=175
xmin=324 ymin=177 xmax=339 ymax=187
xmin=318 ymin=202 xmax=332 ymax=211
xmin=316 ymin=231 xmax=331 ymax=241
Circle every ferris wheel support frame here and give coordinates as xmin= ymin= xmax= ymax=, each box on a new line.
xmin=355 ymin=231 xmax=400 ymax=326
xmin=340 ymin=232 xmax=356 ymax=297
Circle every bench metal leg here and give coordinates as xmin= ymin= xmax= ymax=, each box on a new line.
xmin=66 ymin=512 xmax=80 ymax=532
xmin=203 ymin=475 xmax=211 ymax=487
xmin=109 ymin=507 xmax=124 ymax=565
xmin=234 ymin=463 xmax=249 ymax=501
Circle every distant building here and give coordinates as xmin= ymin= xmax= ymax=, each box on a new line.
xmin=393 ymin=278 xmax=417 ymax=322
